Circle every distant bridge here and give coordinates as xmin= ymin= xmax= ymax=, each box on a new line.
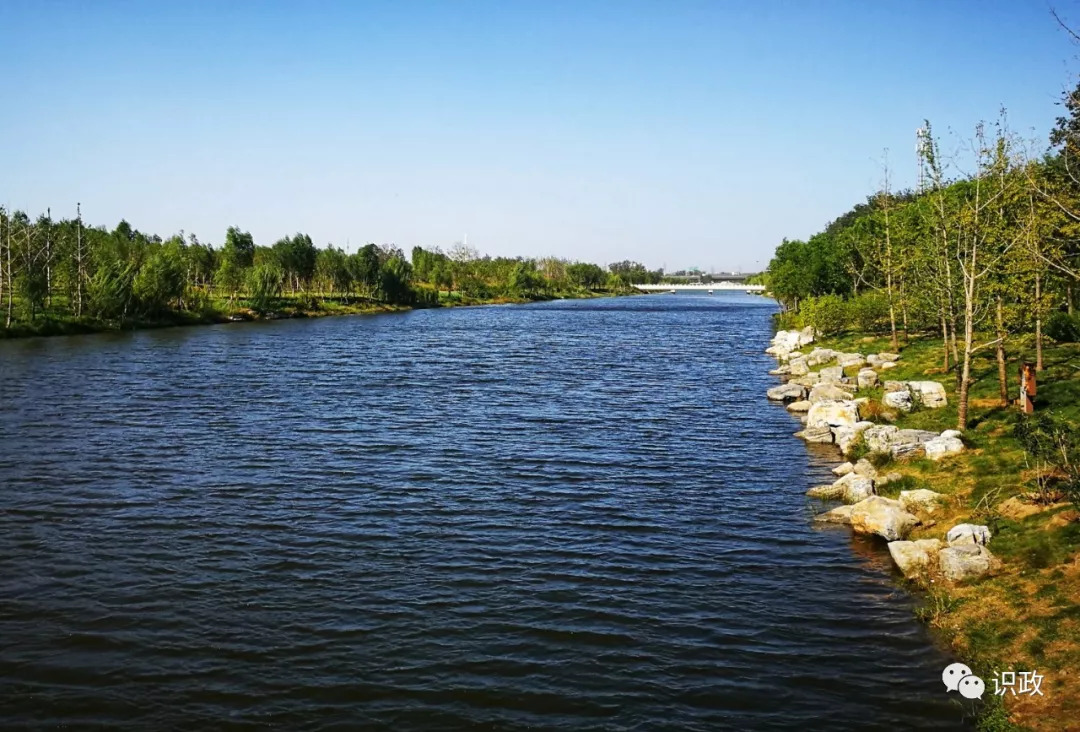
xmin=635 ymin=282 xmax=767 ymax=293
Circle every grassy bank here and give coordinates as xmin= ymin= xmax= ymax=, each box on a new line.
xmin=797 ymin=329 xmax=1080 ymax=731
xmin=0 ymin=288 xmax=619 ymax=339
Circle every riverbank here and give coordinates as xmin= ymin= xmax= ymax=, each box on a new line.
xmin=765 ymin=328 xmax=1080 ymax=731
xmin=0 ymin=289 xmax=623 ymax=339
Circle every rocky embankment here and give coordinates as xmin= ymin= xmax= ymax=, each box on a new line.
xmin=767 ymin=328 xmax=996 ymax=584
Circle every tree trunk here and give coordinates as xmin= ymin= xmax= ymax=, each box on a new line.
xmin=1035 ymin=270 xmax=1044 ymax=371
xmin=941 ymin=308 xmax=950 ymax=371
xmin=958 ymin=293 xmax=975 ymax=430
xmin=996 ymin=295 xmax=1008 ymax=406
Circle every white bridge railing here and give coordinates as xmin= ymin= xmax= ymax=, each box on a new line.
xmin=635 ymin=283 xmax=766 ymax=292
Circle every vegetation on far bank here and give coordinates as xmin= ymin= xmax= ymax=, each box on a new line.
xmin=0 ymin=215 xmax=662 ymax=338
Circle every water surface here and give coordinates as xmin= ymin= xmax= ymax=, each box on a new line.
xmin=0 ymin=295 xmax=964 ymax=729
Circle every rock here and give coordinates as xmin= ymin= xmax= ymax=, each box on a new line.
xmin=925 ymin=435 xmax=964 ymax=461
xmin=946 ymin=524 xmax=992 ymax=546
xmin=767 ymin=383 xmax=807 ymax=402
xmin=883 ymin=389 xmax=913 ymax=412
xmin=834 ymin=421 xmax=875 ymax=454
xmin=850 ymin=496 xmax=920 ymax=541
xmin=806 ymin=400 xmax=860 ymax=430
xmin=878 ymin=352 xmax=900 ymax=362
xmin=806 ymin=348 xmax=838 ymax=367
xmin=819 ymin=366 xmax=845 ymax=383
xmin=840 ymin=475 xmax=876 ymax=503
xmin=832 ymin=461 xmax=854 ymax=476
xmin=866 ymin=354 xmax=884 ymax=367
xmin=796 ymin=326 xmax=816 ymax=347
xmin=837 ymin=353 xmax=867 ymax=368
xmin=939 ymin=544 xmax=996 ymax=582
xmin=883 ymin=380 xmax=907 ymax=392
xmin=769 ymin=366 xmax=791 ymax=375
xmin=796 ymin=425 xmax=834 ymax=443
xmin=857 ymin=368 xmax=879 ymax=389
xmin=807 ymin=483 xmax=844 ymax=499
xmin=940 ymin=429 xmax=962 ymax=440
xmin=814 ymin=505 xmax=854 ymax=524
xmin=909 ymin=381 xmax=948 ymax=409
xmin=786 ymin=399 xmax=812 ymax=413
xmin=888 ymin=538 xmax=943 ymax=579
xmin=788 ymin=357 xmax=810 ymax=376
xmin=880 ymin=361 xmax=898 ymax=370
xmin=899 ymin=489 xmax=945 ymax=514
xmin=876 ymin=471 xmax=903 ymax=487
xmin=890 ymin=429 xmax=940 ymax=459
xmin=809 ymin=383 xmax=855 ymax=403
xmin=853 ymin=459 xmax=878 ymax=478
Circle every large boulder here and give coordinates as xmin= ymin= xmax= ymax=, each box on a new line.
xmin=809 ymin=383 xmax=854 ymax=403
xmin=857 ymin=368 xmax=879 ymax=389
xmin=925 ymin=434 xmax=964 ymax=461
xmin=839 ymin=475 xmax=876 ymax=503
xmin=837 ymin=353 xmax=867 ymax=369
xmin=796 ymin=425 xmax=834 ymax=443
xmin=852 ymin=459 xmax=878 ymax=478
xmin=883 ymin=389 xmax=914 ymax=412
xmin=806 ymin=400 xmax=860 ymax=430
xmin=767 ymin=383 xmax=806 ymax=402
xmin=850 ymin=496 xmax=920 ymax=541
xmin=888 ymin=538 xmax=943 ymax=579
xmin=946 ymin=524 xmax=992 ymax=546
xmin=899 ymin=489 xmax=945 ymax=514
xmin=788 ymin=357 xmax=810 ymax=376
xmin=807 ymin=483 xmax=844 ymax=499
xmin=834 ymin=421 xmax=875 ymax=454
xmin=832 ymin=461 xmax=855 ymax=476
xmin=819 ymin=366 xmax=845 ymax=383
xmin=806 ymin=348 xmax=838 ymax=367
xmin=939 ymin=544 xmax=996 ymax=582
xmin=862 ymin=425 xmax=938 ymax=458
xmin=814 ymin=505 xmax=854 ymax=525
xmin=909 ymin=381 xmax=948 ymax=409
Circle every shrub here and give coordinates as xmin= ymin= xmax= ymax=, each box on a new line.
xmin=1045 ymin=311 xmax=1080 ymax=343
xmin=849 ymin=292 xmax=891 ymax=333
xmin=800 ymin=294 xmax=849 ymax=335
xmin=1015 ymin=412 xmax=1080 ymax=510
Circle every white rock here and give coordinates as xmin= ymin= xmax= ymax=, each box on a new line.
xmin=767 ymin=383 xmax=806 ymax=402
xmin=946 ymin=524 xmax=992 ymax=546
xmin=839 ymin=475 xmax=876 ymax=503
xmin=832 ymin=462 xmax=854 ymax=476
xmin=788 ymin=357 xmax=810 ymax=376
xmin=880 ymin=361 xmax=898 ymax=370
xmin=853 ymin=459 xmax=878 ymax=478
xmin=807 ymin=483 xmax=844 ymax=499
xmin=834 ymin=421 xmax=875 ymax=454
xmin=806 ymin=400 xmax=860 ymax=430
xmin=878 ymin=352 xmax=900 ymax=362
xmin=883 ymin=389 xmax=914 ymax=412
xmin=796 ymin=425 xmax=834 ymax=443
xmin=819 ymin=366 xmax=845 ymax=383
xmin=888 ymin=538 xmax=943 ymax=579
xmin=899 ymin=489 xmax=945 ymax=514
xmin=939 ymin=544 xmax=996 ymax=582
xmin=806 ymin=348 xmax=838 ymax=367
xmin=797 ymin=326 xmax=816 ymax=347
xmin=809 ymin=383 xmax=854 ymax=403
xmin=837 ymin=353 xmax=867 ymax=368
xmin=814 ymin=505 xmax=854 ymax=524
xmin=909 ymin=381 xmax=948 ymax=409
xmin=786 ymin=400 xmax=812 ymax=413
xmin=857 ymin=368 xmax=879 ymax=389
xmin=940 ymin=429 xmax=962 ymax=440
xmin=850 ymin=496 xmax=920 ymax=541
xmin=925 ymin=436 xmax=964 ymax=461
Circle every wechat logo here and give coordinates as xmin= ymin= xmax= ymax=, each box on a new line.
xmin=943 ymin=662 xmax=984 ymax=700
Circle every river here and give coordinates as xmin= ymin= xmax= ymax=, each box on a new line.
xmin=0 ymin=294 xmax=965 ymax=729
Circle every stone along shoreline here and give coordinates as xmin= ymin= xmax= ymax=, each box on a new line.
xmin=765 ymin=328 xmax=997 ymax=584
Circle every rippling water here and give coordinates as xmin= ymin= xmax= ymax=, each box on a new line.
xmin=0 ymin=295 xmax=965 ymax=729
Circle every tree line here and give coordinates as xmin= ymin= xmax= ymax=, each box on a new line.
xmin=765 ymin=80 xmax=1080 ymax=430
xmin=0 ymin=210 xmax=663 ymax=331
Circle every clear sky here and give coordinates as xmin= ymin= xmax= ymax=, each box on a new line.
xmin=1 ymin=1 xmax=1077 ymax=271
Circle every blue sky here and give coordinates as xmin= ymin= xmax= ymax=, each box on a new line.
xmin=1 ymin=1 xmax=1077 ymax=271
